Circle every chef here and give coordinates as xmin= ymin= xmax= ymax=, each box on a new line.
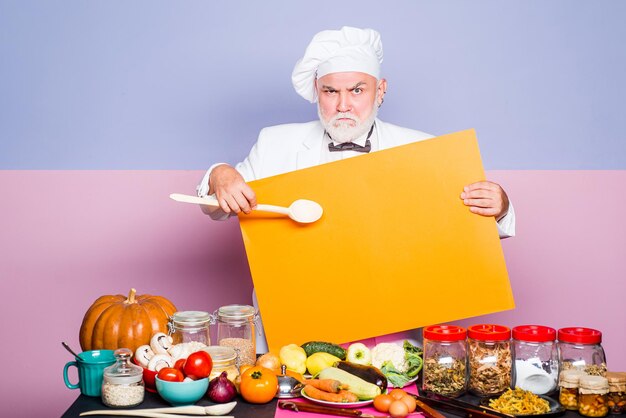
xmin=197 ymin=26 xmax=516 ymax=352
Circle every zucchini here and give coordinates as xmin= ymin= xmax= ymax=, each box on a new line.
xmin=318 ymin=367 xmax=382 ymax=400
xmin=301 ymin=341 xmax=346 ymax=360
xmin=335 ymin=361 xmax=388 ymax=393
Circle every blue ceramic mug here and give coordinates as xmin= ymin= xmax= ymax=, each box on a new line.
xmin=63 ymin=349 xmax=116 ymax=397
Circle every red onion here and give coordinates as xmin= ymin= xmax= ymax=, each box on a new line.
xmin=207 ymin=371 xmax=237 ymax=403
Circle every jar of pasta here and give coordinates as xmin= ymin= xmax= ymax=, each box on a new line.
xmin=559 ymin=369 xmax=586 ymax=410
xmin=606 ymin=371 xmax=626 ymax=414
xmin=557 ymin=327 xmax=606 ymax=376
xmin=468 ymin=324 xmax=512 ymax=397
xmin=512 ymin=325 xmax=558 ymax=395
xmin=422 ymin=325 xmax=467 ymax=398
xmin=579 ymin=375 xmax=609 ymax=417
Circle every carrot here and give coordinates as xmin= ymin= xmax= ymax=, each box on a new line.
xmin=304 ymin=385 xmax=359 ymax=403
xmin=303 ymin=379 xmax=347 ymax=393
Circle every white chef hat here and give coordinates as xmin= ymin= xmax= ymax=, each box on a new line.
xmin=292 ymin=26 xmax=383 ymax=103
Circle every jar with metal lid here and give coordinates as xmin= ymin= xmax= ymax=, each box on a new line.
xmin=202 ymin=346 xmax=240 ymax=383
xmin=168 ymin=311 xmax=212 ymax=346
xmin=215 ymin=304 xmax=258 ymax=367
xmin=101 ymin=348 xmax=144 ymax=408
xmin=559 ymin=369 xmax=586 ymax=410
xmin=579 ymin=375 xmax=609 ymax=417
xmin=468 ymin=324 xmax=512 ymax=397
xmin=422 ymin=325 xmax=468 ymax=398
xmin=606 ymin=371 xmax=626 ymax=414
xmin=511 ymin=325 xmax=558 ymax=395
xmin=557 ymin=327 xmax=606 ymax=376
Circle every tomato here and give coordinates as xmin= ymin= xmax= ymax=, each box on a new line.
xmin=373 ymin=394 xmax=395 ymax=412
xmin=157 ymin=367 xmax=184 ymax=382
xmin=240 ymin=366 xmax=278 ymax=404
xmin=183 ymin=351 xmax=213 ymax=380
xmin=173 ymin=358 xmax=186 ymax=374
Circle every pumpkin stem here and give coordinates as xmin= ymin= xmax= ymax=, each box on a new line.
xmin=126 ymin=288 xmax=137 ymax=304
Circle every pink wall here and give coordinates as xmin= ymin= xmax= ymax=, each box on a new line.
xmin=0 ymin=170 xmax=624 ymax=417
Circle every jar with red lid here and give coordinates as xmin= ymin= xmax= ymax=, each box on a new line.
xmin=557 ymin=327 xmax=606 ymax=376
xmin=512 ymin=325 xmax=558 ymax=395
xmin=468 ymin=324 xmax=512 ymax=397
xmin=422 ymin=325 xmax=467 ymax=398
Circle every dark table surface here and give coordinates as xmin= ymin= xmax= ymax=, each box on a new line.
xmin=62 ymin=389 xmax=609 ymax=418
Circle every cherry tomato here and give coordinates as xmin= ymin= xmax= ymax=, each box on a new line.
xmin=173 ymin=358 xmax=186 ymax=374
xmin=389 ymin=388 xmax=408 ymax=400
xmin=240 ymin=366 xmax=278 ymax=404
xmin=389 ymin=399 xmax=410 ymax=418
xmin=183 ymin=351 xmax=213 ymax=380
xmin=373 ymin=394 xmax=395 ymax=413
xmin=157 ymin=367 xmax=184 ymax=382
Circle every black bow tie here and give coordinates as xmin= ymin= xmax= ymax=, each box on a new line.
xmin=328 ymin=139 xmax=372 ymax=153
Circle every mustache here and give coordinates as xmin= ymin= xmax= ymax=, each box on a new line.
xmin=330 ymin=112 xmax=358 ymax=123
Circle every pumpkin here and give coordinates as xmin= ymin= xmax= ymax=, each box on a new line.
xmin=79 ymin=288 xmax=177 ymax=353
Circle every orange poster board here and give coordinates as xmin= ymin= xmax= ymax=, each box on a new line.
xmin=238 ymin=129 xmax=514 ymax=350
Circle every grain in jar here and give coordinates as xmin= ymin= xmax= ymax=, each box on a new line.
xmin=579 ymin=375 xmax=609 ymax=417
xmin=422 ymin=325 xmax=467 ymax=398
xmin=202 ymin=345 xmax=240 ymax=383
xmin=557 ymin=327 xmax=606 ymax=376
xmin=468 ymin=324 xmax=512 ymax=397
xmin=168 ymin=310 xmax=212 ymax=345
xmin=607 ymin=371 xmax=626 ymax=414
xmin=215 ymin=304 xmax=258 ymax=366
xmin=101 ymin=348 xmax=144 ymax=408
xmin=559 ymin=369 xmax=586 ymax=410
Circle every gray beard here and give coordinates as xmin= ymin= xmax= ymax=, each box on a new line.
xmin=318 ymin=103 xmax=378 ymax=143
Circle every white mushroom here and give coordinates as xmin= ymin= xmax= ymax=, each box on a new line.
xmin=134 ymin=345 xmax=155 ymax=368
xmin=147 ymin=353 xmax=174 ymax=371
xmin=168 ymin=341 xmax=208 ymax=361
xmin=150 ymin=332 xmax=173 ymax=354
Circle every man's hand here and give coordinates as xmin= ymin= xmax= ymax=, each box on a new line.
xmin=209 ymin=164 xmax=257 ymax=214
xmin=460 ymin=181 xmax=510 ymax=221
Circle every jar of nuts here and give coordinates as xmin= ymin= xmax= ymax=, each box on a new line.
xmin=579 ymin=375 xmax=609 ymax=417
xmin=468 ymin=324 xmax=512 ymax=397
xmin=422 ymin=325 xmax=468 ymax=398
xmin=606 ymin=371 xmax=626 ymax=414
xmin=559 ymin=369 xmax=586 ymax=410
xmin=557 ymin=327 xmax=607 ymax=376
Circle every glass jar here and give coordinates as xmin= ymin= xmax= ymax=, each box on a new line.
xmin=511 ymin=325 xmax=558 ymax=395
xmin=202 ymin=345 xmax=240 ymax=383
xmin=607 ymin=371 xmax=626 ymax=414
xmin=102 ymin=348 xmax=144 ymax=408
xmin=468 ymin=324 xmax=512 ymax=397
xmin=168 ymin=311 xmax=212 ymax=346
xmin=579 ymin=375 xmax=609 ymax=417
xmin=559 ymin=369 xmax=586 ymax=410
xmin=557 ymin=327 xmax=606 ymax=376
xmin=215 ymin=304 xmax=258 ymax=367
xmin=422 ymin=325 xmax=468 ymax=398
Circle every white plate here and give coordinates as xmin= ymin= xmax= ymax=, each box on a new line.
xmin=301 ymin=387 xmax=373 ymax=408
xmin=387 ymin=375 xmax=419 ymax=388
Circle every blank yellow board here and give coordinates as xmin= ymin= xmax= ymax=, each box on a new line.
xmin=238 ymin=129 xmax=514 ymax=350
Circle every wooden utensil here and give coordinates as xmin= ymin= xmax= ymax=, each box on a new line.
xmin=80 ymin=400 xmax=236 ymax=416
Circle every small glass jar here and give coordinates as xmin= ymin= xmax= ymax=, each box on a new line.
xmin=422 ymin=325 xmax=468 ymax=398
xmin=559 ymin=369 xmax=586 ymax=410
xmin=203 ymin=345 xmax=240 ymax=383
xmin=102 ymin=348 xmax=145 ymax=408
xmin=168 ymin=311 xmax=212 ymax=346
xmin=215 ymin=304 xmax=258 ymax=367
xmin=606 ymin=371 xmax=626 ymax=414
xmin=511 ymin=325 xmax=558 ymax=395
xmin=579 ymin=375 xmax=609 ymax=417
xmin=557 ymin=327 xmax=606 ymax=376
xmin=468 ymin=324 xmax=512 ymax=397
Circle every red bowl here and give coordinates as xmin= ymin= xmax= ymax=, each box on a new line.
xmin=133 ymin=357 xmax=157 ymax=393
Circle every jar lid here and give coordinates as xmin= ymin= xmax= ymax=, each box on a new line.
xmin=104 ymin=348 xmax=143 ymax=385
xmin=606 ymin=371 xmax=626 ymax=384
xmin=217 ymin=304 xmax=256 ymax=323
xmin=579 ymin=375 xmax=609 ymax=392
xmin=557 ymin=327 xmax=602 ymax=344
xmin=512 ymin=325 xmax=556 ymax=342
xmin=468 ymin=324 xmax=511 ymax=341
xmin=201 ymin=346 xmax=237 ymax=363
xmin=424 ymin=325 xmax=467 ymax=341
xmin=560 ymin=369 xmax=586 ymax=384
xmin=171 ymin=311 xmax=212 ymax=326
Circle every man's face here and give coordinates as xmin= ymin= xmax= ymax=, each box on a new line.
xmin=316 ymin=72 xmax=387 ymax=143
